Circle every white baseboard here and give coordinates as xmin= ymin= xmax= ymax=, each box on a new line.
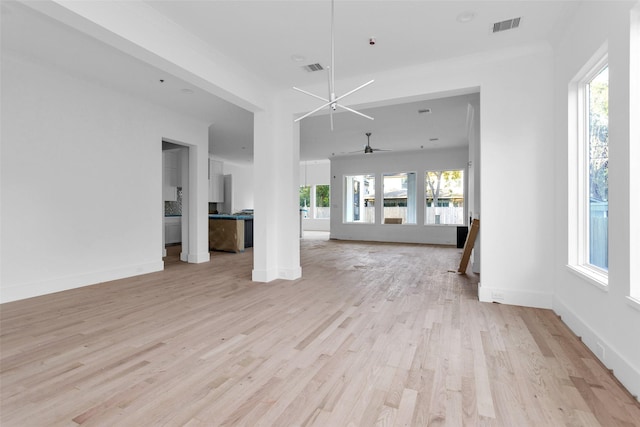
xmin=0 ymin=261 xmax=163 ymax=304
xmin=553 ymin=296 xmax=640 ymax=402
xmin=478 ymin=282 xmax=553 ymax=309
xmin=186 ymin=251 xmax=210 ymax=263
xmin=252 ymin=266 xmax=301 ymax=282
xmin=279 ymin=266 xmax=302 ymax=280
xmin=252 ymin=268 xmax=279 ymax=282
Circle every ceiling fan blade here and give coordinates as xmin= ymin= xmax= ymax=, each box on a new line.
xmin=328 ymin=68 xmax=334 ymax=131
xmin=371 ymin=148 xmax=392 ymax=152
xmin=294 ymin=98 xmax=335 ymax=122
xmin=336 ymin=104 xmax=374 ymax=121
xmin=332 ymin=79 xmax=375 ymax=104
xmin=293 ymin=86 xmax=329 ymax=103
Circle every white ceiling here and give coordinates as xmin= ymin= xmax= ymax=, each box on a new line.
xmin=2 ymin=1 xmax=580 ymax=163
xmin=146 ymin=0 xmax=577 ymax=90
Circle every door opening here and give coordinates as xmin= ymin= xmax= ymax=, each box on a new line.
xmin=162 ymin=140 xmax=190 ymax=264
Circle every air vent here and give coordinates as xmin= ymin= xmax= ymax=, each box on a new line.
xmin=302 ymin=63 xmax=324 ymax=72
xmin=492 ymin=17 xmax=521 ymax=33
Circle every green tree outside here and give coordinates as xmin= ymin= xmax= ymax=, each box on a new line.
xmin=316 ymin=185 xmax=330 ymax=207
xmin=299 ymin=186 xmax=310 ymax=208
xmin=425 ymin=170 xmax=463 ymax=207
xmin=589 ymin=66 xmax=608 ymax=202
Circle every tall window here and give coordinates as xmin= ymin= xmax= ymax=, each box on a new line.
xmin=569 ymin=49 xmax=608 ymax=287
xmin=344 ymin=174 xmax=375 ymax=223
xmin=299 ymin=186 xmax=310 ymax=219
xmin=382 ymin=172 xmax=416 ymax=224
xmin=425 ymin=170 xmax=464 ymax=225
xmin=315 ymin=185 xmax=330 ymax=219
xmin=586 ymin=65 xmax=609 ymax=271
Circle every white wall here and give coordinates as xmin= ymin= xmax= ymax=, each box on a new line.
xmin=16 ymin=0 xmax=293 ymax=290
xmin=299 ymin=160 xmax=330 ymax=232
xmin=223 ymin=161 xmax=254 ymax=213
xmin=330 ymin=147 xmax=468 ymax=244
xmin=552 ymin=1 xmax=640 ymax=401
xmin=0 ymin=51 xmax=210 ymax=303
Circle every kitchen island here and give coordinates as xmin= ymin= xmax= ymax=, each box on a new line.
xmin=208 ymin=214 xmax=253 ymax=252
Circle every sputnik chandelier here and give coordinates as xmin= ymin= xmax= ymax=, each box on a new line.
xmin=293 ymin=0 xmax=374 ymax=130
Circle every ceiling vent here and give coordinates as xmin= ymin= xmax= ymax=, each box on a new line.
xmin=418 ymin=108 xmax=432 ymax=114
xmin=492 ymin=17 xmax=521 ymax=33
xmin=302 ymin=63 xmax=324 ymax=72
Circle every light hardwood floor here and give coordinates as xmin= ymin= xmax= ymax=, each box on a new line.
xmin=1 ymin=238 xmax=639 ymax=426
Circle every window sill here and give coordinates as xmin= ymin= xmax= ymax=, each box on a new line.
xmin=626 ymin=296 xmax=640 ymax=312
xmin=566 ymin=264 xmax=608 ymax=291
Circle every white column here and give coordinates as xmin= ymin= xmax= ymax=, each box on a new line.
xmin=252 ymin=100 xmax=301 ymax=282
xmin=187 ymin=143 xmax=211 ymax=263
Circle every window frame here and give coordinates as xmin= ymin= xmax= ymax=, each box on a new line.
xmin=629 ymin=4 xmax=640 ymax=305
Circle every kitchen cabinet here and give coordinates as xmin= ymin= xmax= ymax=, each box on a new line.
xmin=209 ymin=159 xmax=224 ymax=203
xmin=164 ymin=216 xmax=181 ymax=244
xmin=163 ymin=186 xmax=177 ymax=202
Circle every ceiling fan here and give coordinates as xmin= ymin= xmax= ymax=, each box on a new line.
xmin=351 ymin=132 xmax=390 ymax=154
xmin=293 ymin=0 xmax=374 ymax=130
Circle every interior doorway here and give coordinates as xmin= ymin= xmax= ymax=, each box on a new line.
xmin=162 ymin=139 xmax=191 ymax=264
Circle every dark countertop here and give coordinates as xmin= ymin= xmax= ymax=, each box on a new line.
xmin=209 ymin=214 xmax=253 ymax=220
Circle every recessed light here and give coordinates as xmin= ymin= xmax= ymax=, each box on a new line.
xmin=291 ymin=54 xmax=306 ymax=63
xmin=181 ymin=88 xmax=194 ymax=94
xmin=457 ymin=11 xmax=476 ymax=23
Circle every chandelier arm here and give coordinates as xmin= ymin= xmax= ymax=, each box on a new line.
xmin=332 ymin=79 xmax=375 ymax=104
xmin=294 ymin=99 xmax=336 ymax=122
xmin=293 ymin=86 xmax=329 ymax=102
xmin=336 ymin=104 xmax=375 ymax=121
